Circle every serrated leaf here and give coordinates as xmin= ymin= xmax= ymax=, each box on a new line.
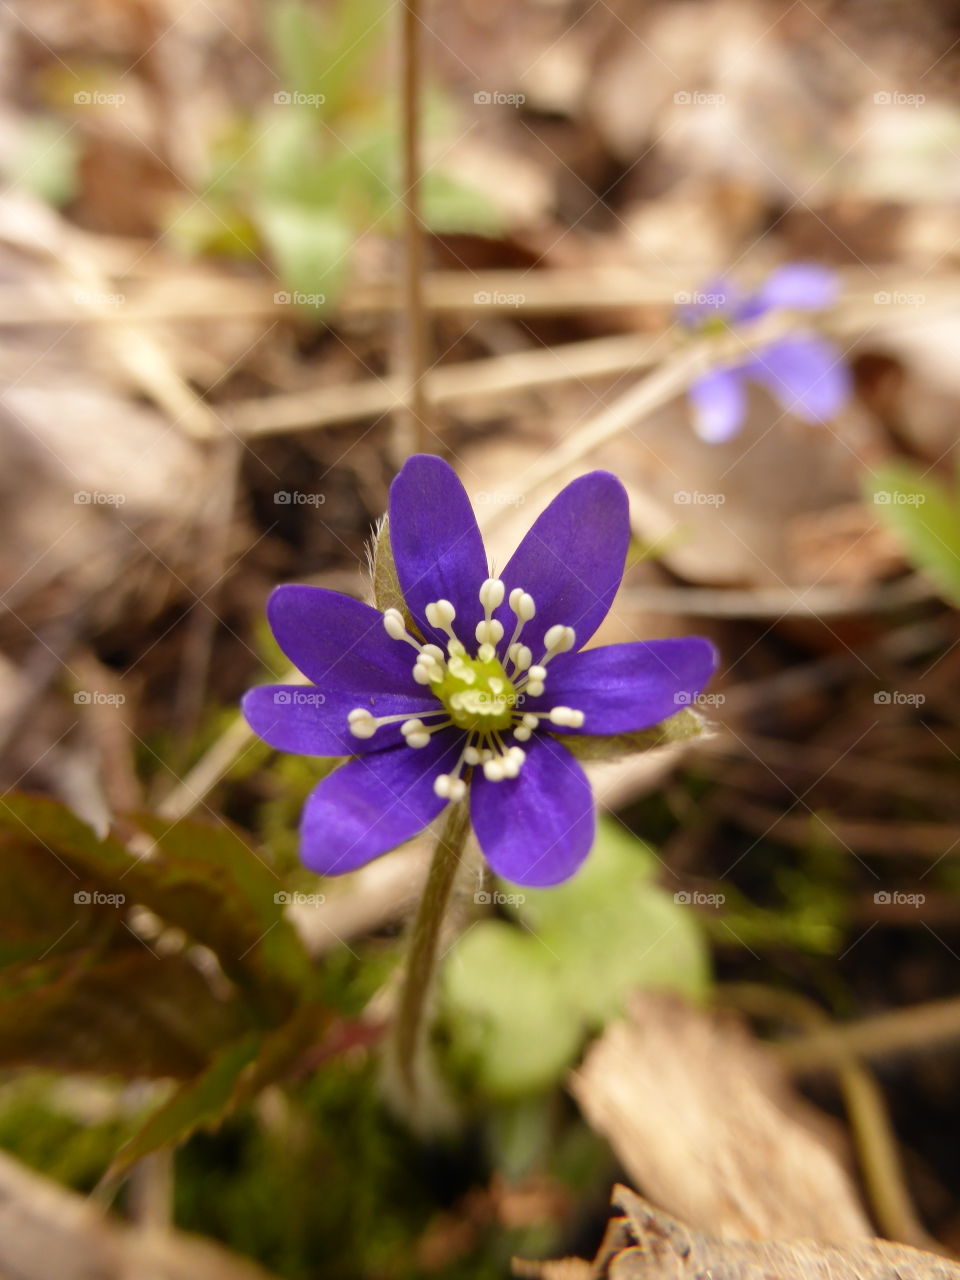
xmin=866 ymin=464 xmax=960 ymax=605
xmin=557 ymin=707 xmax=710 ymax=763
xmin=0 ymin=792 xmax=315 ymax=1016
xmin=104 ymin=1004 xmax=326 ymax=1183
xmin=0 ymin=949 xmax=244 ymax=1078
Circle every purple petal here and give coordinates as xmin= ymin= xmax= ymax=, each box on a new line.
xmin=242 ymin=684 xmax=438 ymax=757
xmin=470 ymin=736 xmax=595 ymax=887
xmin=746 ymin=336 xmax=851 ymax=422
xmin=389 ymin=454 xmax=489 ymax=645
xmin=266 ymin=585 xmax=418 ymax=695
xmin=688 ymin=367 xmax=747 ymax=443
xmin=299 ymin=730 xmax=463 ymax=874
xmin=522 ymin=637 xmax=718 ymax=735
xmin=753 ymin=263 xmax=838 ymax=312
xmin=496 ymin=472 xmax=629 ymax=659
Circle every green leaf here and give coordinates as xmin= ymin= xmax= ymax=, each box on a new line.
xmin=512 ymin=820 xmax=710 ymax=1027
xmin=866 ymin=463 xmax=960 ymax=604
xmin=442 ymin=921 xmax=583 ymax=1097
xmin=558 ymin=706 xmax=710 ymax=763
xmin=442 ymin=820 xmax=710 ymax=1098
xmin=256 ymin=200 xmax=351 ymax=307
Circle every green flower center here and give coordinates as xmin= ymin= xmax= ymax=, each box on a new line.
xmin=433 ymin=650 xmax=518 ymax=733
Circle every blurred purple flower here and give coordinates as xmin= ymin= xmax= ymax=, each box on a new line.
xmin=680 ymin=264 xmax=851 ymax=443
xmin=243 ymin=456 xmax=717 ymax=887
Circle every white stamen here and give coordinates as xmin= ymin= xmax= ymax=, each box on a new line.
xmin=347 ymin=708 xmax=377 ymax=738
xmin=383 ymin=608 xmax=409 ymax=641
xmin=425 ymin=599 xmax=457 ymax=634
xmin=548 ymin=705 xmax=585 ymax=728
xmin=509 ymin=589 xmax=536 ymax=622
xmin=544 ymin=624 xmax=576 ymax=655
xmin=479 ymin=578 xmax=505 ymax=614
xmin=477 ymin=642 xmax=496 ymax=664
xmin=464 ymin=746 xmax=482 ymax=765
xmin=483 ymin=759 xmax=505 ymax=781
xmin=509 ymin=643 xmax=532 ymax=672
xmin=475 ymin=619 xmax=505 ymax=646
xmin=434 ymin=773 xmax=467 ymax=800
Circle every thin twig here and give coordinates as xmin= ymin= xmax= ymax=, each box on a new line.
xmin=397 ymin=0 xmax=428 ymax=456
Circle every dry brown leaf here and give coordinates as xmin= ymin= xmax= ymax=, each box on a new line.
xmin=571 ymin=993 xmax=872 ymax=1241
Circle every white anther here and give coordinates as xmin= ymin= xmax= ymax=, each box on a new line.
xmin=347 ymin=708 xmax=377 ymax=739
xmin=521 ymin=713 xmax=538 ymax=729
xmin=406 ymin=732 xmax=431 ymax=748
xmin=509 ymin=644 xmax=532 ymax=672
xmin=526 ymin=681 xmax=545 ymax=697
xmin=477 ymin=642 xmax=496 ymax=664
xmin=527 ymin=664 xmax=547 ymax=682
xmin=412 ymin=665 xmax=433 ymax=685
xmin=475 ymin=619 xmax=505 ymax=646
xmin=401 ymin=718 xmax=424 ymax=736
xmin=513 ymin=725 xmax=532 ymax=741
xmin=509 ymin=746 xmax=526 ymax=764
xmin=464 ymin=746 xmax=482 ymax=765
xmin=422 ymin=643 xmax=445 ymax=662
xmin=434 ymin=773 xmax=466 ymax=799
xmin=434 ymin=773 xmax=461 ymax=798
xmin=425 ymin=599 xmax=457 ymax=632
xmin=502 ymin=755 xmax=521 ymax=779
xmin=382 ymin=608 xmax=408 ymax=641
xmin=544 ymin=624 xmax=576 ymax=655
xmin=548 ymin=706 xmax=585 ymax=728
xmin=483 ymin=759 xmax=505 ymax=781
xmin=488 ymin=678 xmax=504 ymax=696
xmin=479 ymin=578 xmax=505 ymax=613
xmin=509 ymin=589 xmax=536 ymax=621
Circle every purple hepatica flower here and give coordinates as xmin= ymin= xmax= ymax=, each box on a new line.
xmin=243 ymin=456 xmax=717 ymax=887
xmin=681 ymin=263 xmax=852 ymax=444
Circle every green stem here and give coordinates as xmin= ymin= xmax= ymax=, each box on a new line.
xmin=392 ymin=801 xmax=470 ymax=1109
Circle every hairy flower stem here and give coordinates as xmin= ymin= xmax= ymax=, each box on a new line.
xmin=391 ymin=800 xmax=470 ymax=1114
